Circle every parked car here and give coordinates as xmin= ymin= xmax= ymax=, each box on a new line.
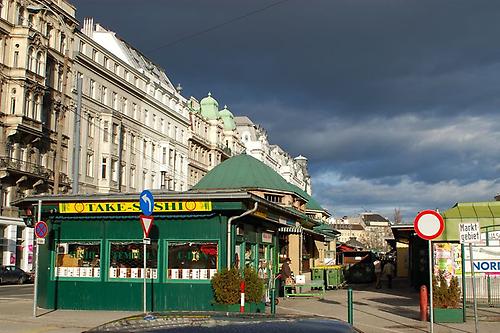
xmin=85 ymin=312 xmax=360 ymax=333
xmin=0 ymin=265 xmax=31 ymax=284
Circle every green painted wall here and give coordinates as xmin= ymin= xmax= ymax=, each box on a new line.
xmin=38 ymin=213 xmax=228 ymax=311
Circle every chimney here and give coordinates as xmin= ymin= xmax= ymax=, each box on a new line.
xmin=82 ymin=17 xmax=94 ymax=37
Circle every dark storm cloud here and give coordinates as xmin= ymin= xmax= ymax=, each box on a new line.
xmin=70 ymin=0 xmax=500 ymax=218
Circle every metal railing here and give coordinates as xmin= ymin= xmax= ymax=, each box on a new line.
xmin=0 ymin=156 xmax=51 ymax=179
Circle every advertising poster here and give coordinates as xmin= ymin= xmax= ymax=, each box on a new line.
xmin=433 ymin=243 xmax=462 ymax=283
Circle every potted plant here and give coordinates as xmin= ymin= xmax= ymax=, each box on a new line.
xmin=211 ymin=267 xmax=265 ymax=313
xmin=432 ymin=270 xmax=463 ymax=323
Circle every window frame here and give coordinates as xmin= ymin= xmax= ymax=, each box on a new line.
xmin=164 ymin=239 xmax=219 ymax=283
xmin=52 ymin=240 xmax=102 ymax=281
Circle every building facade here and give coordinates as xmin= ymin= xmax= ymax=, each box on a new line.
xmin=70 ymin=18 xmax=190 ymax=194
xmin=186 ymin=93 xmax=244 ymax=188
xmin=234 ymin=116 xmax=311 ymax=195
xmin=0 ymin=0 xmax=77 ymax=269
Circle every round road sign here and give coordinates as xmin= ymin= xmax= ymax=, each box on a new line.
xmin=414 ymin=210 xmax=444 ymax=240
xmin=35 ymin=221 xmax=48 ymax=238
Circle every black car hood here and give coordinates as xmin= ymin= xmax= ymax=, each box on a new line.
xmin=84 ymin=312 xmax=360 ymax=333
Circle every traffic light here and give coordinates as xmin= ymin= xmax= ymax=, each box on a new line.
xmin=21 ymin=207 xmax=34 ymax=227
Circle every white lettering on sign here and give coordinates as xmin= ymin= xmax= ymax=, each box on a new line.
xmin=459 ymin=223 xmax=481 ymax=244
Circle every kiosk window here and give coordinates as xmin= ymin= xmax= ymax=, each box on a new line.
xmin=55 ymin=242 xmax=101 ymax=278
xmin=109 ymin=242 xmax=158 ymax=279
xmin=167 ymin=242 xmax=218 ymax=280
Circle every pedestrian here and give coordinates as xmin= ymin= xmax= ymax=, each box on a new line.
xmin=280 ymin=258 xmax=293 ymax=284
xmin=382 ymin=260 xmax=395 ymax=289
xmin=373 ymin=258 xmax=382 ymax=289
xmin=279 ymin=258 xmax=293 ymax=296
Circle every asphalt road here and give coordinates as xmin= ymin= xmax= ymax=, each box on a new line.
xmin=0 ymin=284 xmax=34 ymax=300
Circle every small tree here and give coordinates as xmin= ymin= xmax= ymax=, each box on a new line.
xmin=433 ymin=270 xmax=461 ymax=308
xmin=211 ymin=267 xmax=265 ymax=304
xmin=244 ymin=267 xmax=264 ymax=303
xmin=211 ymin=268 xmax=241 ymax=304
xmin=393 ymin=208 xmax=403 ymax=225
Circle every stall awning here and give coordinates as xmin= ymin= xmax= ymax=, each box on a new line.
xmin=279 ymin=226 xmax=303 ymax=234
xmin=279 ymin=226 xmax=326 ymax=241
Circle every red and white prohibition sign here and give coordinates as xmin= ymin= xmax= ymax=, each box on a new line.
xmin=414 ymin=210 xmax=444 ymax=240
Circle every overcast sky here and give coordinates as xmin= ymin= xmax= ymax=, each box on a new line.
xmin=70 ymin=0 xmax=500 ymax=221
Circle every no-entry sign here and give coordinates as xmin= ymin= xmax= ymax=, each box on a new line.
xmin=414 ymin=210 xmax=444 ymax=240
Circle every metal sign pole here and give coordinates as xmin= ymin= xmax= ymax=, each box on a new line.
xmin=428 ymin=240 xmax=434 ymax=333
xmin=469 ymin=244 xmax=478 ymax=333
xmin=143 ymin=240 xmax=147 ymax=313
xmin=33 ymin=199 xmax=41 ymax=318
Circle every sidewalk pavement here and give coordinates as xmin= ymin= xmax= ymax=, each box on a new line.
xmin=0 ymin=297 xmax=136 ymax=333
xmin=2 ymin=278 xmax=500 ymax=333
xmin=276 ymin=278 xmax=500 ymax=333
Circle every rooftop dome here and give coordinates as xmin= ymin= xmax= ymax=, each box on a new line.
xmin=200 ymin=92 xmax=219 ymax=120
xmin=192 ymin=154 xmax=295 ymax=193
xmin=219 ymin=105 xmax=236 ymax=131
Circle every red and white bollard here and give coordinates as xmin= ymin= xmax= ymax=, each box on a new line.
xmin=240 ymin=280 xmax=245 ymax=313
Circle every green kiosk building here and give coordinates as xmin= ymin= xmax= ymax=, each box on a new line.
xmin=16 ymin=154 xmax=331 ymax=311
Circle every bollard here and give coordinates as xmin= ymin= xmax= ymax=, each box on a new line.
xmin=347 ymin=288 xmax=353 ymax=325
xmin=420 ymin=285 xmax=428 ymax=321
xmin=270 ymin=288 xmax=276 ymax=315
xmin=240 ymin=280 xmax=245 ymax=313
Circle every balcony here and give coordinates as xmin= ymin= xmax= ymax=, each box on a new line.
xmin=3 ymin=115 xmax=43 ymax=137
xmin=0 ymin=156 xmax=50 ymax=180
xmin=190 ymin=132 xmax=211 ymax=148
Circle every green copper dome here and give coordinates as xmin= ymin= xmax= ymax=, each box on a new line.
xmin=219 ymin=105 xmax=236 ymax=131
xmin=200 ymin=92 xmax=220 ymax=120
xmin=192 ymin=154 xmax=295 ymax=193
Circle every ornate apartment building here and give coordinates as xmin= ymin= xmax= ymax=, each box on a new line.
xmin=0 ymin=0 xmax=77 ymax=269
xmin=0 ymin=0 xmax=313 ymax=270
xmin=186 ymin=93 xmax=244 ymax=188
xmin=234 ymin=116 xmax=311 ymax=195
xmin=70 ymin=18 xmax=190 ymax=194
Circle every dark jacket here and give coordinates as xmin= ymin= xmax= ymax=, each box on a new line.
xmin=280 ymin=262 xmax=292 ymax=280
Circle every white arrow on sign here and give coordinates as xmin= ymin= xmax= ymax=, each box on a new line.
xmin=140 ymin=215 xmax=154 ymax=238
xmin=141 ymin=194 xmax=152 ymax=212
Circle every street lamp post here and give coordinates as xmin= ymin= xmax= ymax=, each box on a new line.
xmin=27 ymin=3 xmax=71 ymax=195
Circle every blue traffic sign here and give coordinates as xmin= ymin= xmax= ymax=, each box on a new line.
xmin=140 ymin=190 xmax=154 ymax=216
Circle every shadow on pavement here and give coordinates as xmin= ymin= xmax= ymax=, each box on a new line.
xmin=36 ymin=308 xmax=57 ymax=317
xmin=318 ymin=299 xmax=341 ymax=305
xmin=377 ymin=305 xmax=421 ymax=320
xmin=367 ymin=296 xmax=417 ymax=307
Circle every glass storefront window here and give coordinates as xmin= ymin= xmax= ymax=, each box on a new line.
xmin=55 ymin=242 xmax=101 ymax=278
xmin=167 ymin=242 xmax=218 ymax=280
xmin=109 ymin=241 xmax=158 ymax=279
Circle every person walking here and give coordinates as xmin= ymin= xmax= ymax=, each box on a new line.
xmin=373 ymin=258 xmax=382 ymax=289
xmin=279 ymin=258 xmax=293 ymax=296
xmin=382 ymin=260 xmax=395 ymax=289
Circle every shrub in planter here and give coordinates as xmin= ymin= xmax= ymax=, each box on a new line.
xmin=433 ymin=270 xmax=460 ymax=308
xmin=244 ymin=267 xmax=264 ymax=303
xmin=432 ymin=270 xmax=463 ymax=323
xmin=211 ymin=268 xmax=241 ymax=305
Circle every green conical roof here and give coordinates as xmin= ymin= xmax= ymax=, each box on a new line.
xmin=200 ymin=92 xmax=219 ymax=120
xmin=192 ymin=154 xmax=295 ymax=193
xmin=288 ymin=183 xmax=324 ymax=211
xmin=219 ymin=105 xmax=236 ymax=131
